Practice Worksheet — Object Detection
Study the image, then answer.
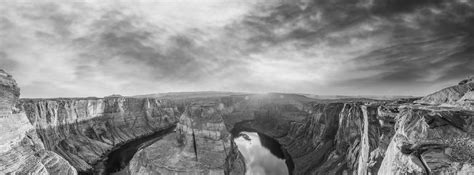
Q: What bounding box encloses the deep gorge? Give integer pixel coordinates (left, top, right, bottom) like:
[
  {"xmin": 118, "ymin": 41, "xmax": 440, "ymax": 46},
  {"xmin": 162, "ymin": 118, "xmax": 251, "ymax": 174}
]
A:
[
  {"xmin": 89, "ymin": 125, "xmax": 176, "ymax": 175},
  {"xmin": 1, "ymin": 70, "xmax": 473, "ymax": 175}
]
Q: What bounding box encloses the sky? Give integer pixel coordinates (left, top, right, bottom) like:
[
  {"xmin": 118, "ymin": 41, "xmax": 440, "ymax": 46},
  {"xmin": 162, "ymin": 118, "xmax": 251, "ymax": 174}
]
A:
[{"xmin": 1, "ymin": 0, "xmax": 473, "ymax": 98}]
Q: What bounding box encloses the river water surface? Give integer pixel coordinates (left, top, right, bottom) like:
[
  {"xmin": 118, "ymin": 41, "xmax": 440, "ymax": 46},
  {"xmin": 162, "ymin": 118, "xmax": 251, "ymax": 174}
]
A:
[{"xmin": 234, "ymin": 132, "xmax": 289, "ymax": 175}]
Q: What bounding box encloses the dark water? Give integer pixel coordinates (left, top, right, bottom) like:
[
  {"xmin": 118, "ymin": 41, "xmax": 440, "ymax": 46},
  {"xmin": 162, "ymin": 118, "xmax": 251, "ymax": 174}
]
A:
[
  {"xmin": 80, "ymin": 126, "xmax": 176, "ymax": 175},
  {"xmin": 234, "ymin": 132, "xmax": 290, "ymax": 175}
]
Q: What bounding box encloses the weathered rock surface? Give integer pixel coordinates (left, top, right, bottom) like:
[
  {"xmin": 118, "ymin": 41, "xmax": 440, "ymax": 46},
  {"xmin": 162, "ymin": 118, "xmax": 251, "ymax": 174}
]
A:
[
  {"xmin": 416, "ymin": 79, "xmax": 474, "ymax": 107},
  {"xmin": 0, "ymin": 69, "xmax": 76, "ymax": 175},
  {"xmin": 0, "ymin": 68, "xmax": 473, "ymax": 175},
  {"xmin": 128, "ymin": 97, "xmax": 246, "ymax": 175},
  {"xmin": 0, "ymin": 69, "xmax": 20, "ymax": 113},
  {"xmin": 126, "ymin": 94, "xmax": 397, "ymax": 175},
  {"xmin": 379, "ymin": 107, "xmax": 474, "ymax": 174},
  {"xmin": 19, "ymin": 97, "xmax": 179, "ymax": 172}
]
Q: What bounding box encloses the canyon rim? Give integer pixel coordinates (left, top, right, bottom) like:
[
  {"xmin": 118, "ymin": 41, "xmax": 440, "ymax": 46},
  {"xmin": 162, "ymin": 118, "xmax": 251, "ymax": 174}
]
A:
[{"xmin": 1, "ymin": 70, "xmax": 473, "ymax": 174}]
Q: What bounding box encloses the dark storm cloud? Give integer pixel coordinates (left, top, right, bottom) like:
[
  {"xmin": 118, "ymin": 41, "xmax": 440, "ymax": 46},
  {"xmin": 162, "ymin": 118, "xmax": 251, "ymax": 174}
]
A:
[
  {"xmin": 354, "ymin": 0, "xmax": 474, "ymax": 84},
  {"xmin": 235, "ymin": 0, "xmax": 474, "ymax": 47},
  {"xmin": 370, "ymin": 0, "xmax": 445, "ymax": 14},
  {"xmin": 227, "ymin": 0, "xmax": 374, "ymax": 49},
  {"xmin": 351, "ymin": 34, "xmax": 471, "ymax": 82},
  {"xmin": 234, "ymin": 0, "xmax": 474, "ymax": 90}
]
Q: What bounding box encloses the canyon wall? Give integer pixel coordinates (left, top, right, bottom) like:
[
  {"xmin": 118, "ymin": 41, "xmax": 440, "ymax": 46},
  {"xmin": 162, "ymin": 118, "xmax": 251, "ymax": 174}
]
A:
[
  {"xmin": 1, "ymin": 68, "xmax": 473, "ymax": 175},
  {"xmin": 128, "ymin": 97, "xmax": 247, "ymax": 174},
  {"xmin": 0, "ymin": 70, "xmax": 76, "ymax": 175},
  {"xmin": 19, "ymin": 97, "xmax": 180, "ymax": 173},
  {"xmin": 127, "ymin": 94, "xmax": 397, "ymax": 175},
  {"xmin": 222, "ymin": 96, "xmax": 398, "ymax": 175}
]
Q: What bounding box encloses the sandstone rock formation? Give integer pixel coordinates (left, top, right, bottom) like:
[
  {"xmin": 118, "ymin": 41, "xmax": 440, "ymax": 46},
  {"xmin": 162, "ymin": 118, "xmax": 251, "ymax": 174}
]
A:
[
  {"xmin": 416, "ymin": 78, "xmax": 474, "ymax": 107},
  {"xmin": 128, "ymin": 98, "xmax": 246, "ymax": 175},
  {"xmin": 126, "ymin": 94, "xmax": 398, "ymax": 175},
  {"xmin": 379, "ymin": 107, "xmax": 474, "ymax": 174},
  {"xmin": 0, "ymin": 69, "xmax": 473, "ymax": 175},
  {"xmin": 0, "ymin": 70, "xmax": 76, "ymax": 174},
  {"xmin": 19, "ymin": 97, "xmax": 179, "ymax": 173},
  {"xmin": 0, "ymin": 69, "xmax": 20, "ymax": 113}
]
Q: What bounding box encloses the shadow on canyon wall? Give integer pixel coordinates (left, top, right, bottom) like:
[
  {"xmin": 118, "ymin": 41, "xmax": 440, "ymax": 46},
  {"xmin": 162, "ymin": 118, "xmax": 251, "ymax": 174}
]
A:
[{"xmin": 89, "ymin": 126, "xmax": 176, "ymax": 175}]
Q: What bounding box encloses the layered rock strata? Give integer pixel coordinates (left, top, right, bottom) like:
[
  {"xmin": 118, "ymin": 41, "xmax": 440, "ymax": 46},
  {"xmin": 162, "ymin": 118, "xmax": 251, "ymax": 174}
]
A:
[
  {"xmin": 19, "ymin": 97, "xmax": 180, "ymax": 172},
  {"xmin": 128, "ymin": 97, "xmax": 246, "ymax": 175},
  {"xmin": 0, "ymin": 70, "xmax": 76, "ymax": 174},
  {"xmin": 417, "ymin": 79, "xmax": 474, "ymax": 107},
  {"xmin": 379, "ymin": 107, "xmax": 474, "ymax": 174},
  {"xmin": 0, "ymin": 68, "xmax": 473, "ymax": 175},
  {"xmin": 127, "ymin": 94, "xmax": 397, "ymax": 174}
]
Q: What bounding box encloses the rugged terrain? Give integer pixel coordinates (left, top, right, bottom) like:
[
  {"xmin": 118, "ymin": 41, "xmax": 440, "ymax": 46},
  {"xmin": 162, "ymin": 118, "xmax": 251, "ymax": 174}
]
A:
[{"xmin": 0, "ymin": 69, "xmax": 472, "ymax": 175}]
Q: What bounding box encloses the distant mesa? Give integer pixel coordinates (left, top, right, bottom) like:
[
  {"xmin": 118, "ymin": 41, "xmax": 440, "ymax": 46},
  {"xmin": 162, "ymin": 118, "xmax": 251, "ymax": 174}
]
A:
[{"xmin": 105, "ymin": 94, "xmax": 124, "ymax": 98}]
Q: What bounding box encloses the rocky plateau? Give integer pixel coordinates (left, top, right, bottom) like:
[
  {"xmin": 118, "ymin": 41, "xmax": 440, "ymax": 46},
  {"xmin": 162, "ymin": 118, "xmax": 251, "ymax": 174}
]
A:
[{"xmin": 0, "ymin": 69, "xmax": 472, "ymax": 175}]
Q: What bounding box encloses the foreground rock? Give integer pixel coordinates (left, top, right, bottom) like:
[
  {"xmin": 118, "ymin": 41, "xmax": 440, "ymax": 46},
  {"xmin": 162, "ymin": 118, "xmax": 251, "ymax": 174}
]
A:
[
  {"xmin": 379, "ymin": 107, "xmax": 474, "ymax": 174},
  {"xmin": 0, "ymin": 70, "xmax": 76, "ymax": 174}
]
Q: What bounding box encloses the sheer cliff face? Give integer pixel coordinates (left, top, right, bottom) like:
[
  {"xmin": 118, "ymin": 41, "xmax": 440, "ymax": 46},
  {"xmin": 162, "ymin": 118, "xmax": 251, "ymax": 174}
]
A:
[
  {"xmin": 225, "ymin": 99, "xmax": 397, "ymax": 175},
  {"xmin": 19, "ymin": 97, "xmax": 179, "ymax": 172},
  {"xmin": 1, "ymin": 68, "xmax": 473, "ymax": 175},
  {"xmin": 0, "ymin": 70, "xmax": 76, "ymax": 175}
]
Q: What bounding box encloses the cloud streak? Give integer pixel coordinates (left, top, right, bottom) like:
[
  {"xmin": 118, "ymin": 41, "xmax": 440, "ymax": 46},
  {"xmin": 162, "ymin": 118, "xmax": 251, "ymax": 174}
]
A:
[{"xmin": 0, "ymin": 0, "xmax": 473, "ymax": 97}]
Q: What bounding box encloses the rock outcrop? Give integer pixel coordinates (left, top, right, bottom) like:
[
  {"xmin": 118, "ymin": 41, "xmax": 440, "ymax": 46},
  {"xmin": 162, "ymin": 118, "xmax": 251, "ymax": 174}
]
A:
[
  {"xmin": 0, "ymin": 70, "xmax": 76, "ymax": 175},
  {"xmin": 416, "ymin": 78, "xmax": 474, "ymax": 107},
  {"xmin": 379, "ymin": 107, "xmax": 474, "ymax": 174},
  {"xmin": 0, "ymin": 69, "xmax": 20, "ymax": 113}
]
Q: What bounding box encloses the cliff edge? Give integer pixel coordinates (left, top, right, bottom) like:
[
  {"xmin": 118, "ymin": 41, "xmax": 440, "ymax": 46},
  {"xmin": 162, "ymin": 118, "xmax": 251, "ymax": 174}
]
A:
[
  {"xmin": 0, "ymin": 69, "xmax": 472, "ymax": 175},
  {"xmin": 0, "ymin": 70, "xmax": 76, "ymax": 175}
]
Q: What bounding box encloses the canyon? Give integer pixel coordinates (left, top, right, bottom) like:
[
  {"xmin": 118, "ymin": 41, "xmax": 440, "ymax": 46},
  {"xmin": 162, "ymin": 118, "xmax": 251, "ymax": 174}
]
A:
[{"xmin": 0, "ymin": 69, "xmax": 473, "ymax": 175}]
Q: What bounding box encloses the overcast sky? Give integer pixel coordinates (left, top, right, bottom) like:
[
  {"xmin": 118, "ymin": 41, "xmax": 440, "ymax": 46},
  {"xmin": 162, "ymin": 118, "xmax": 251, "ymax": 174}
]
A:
[{"xmin": 1, "ymin": 0, "xmax": 473, "ymax": 98}]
